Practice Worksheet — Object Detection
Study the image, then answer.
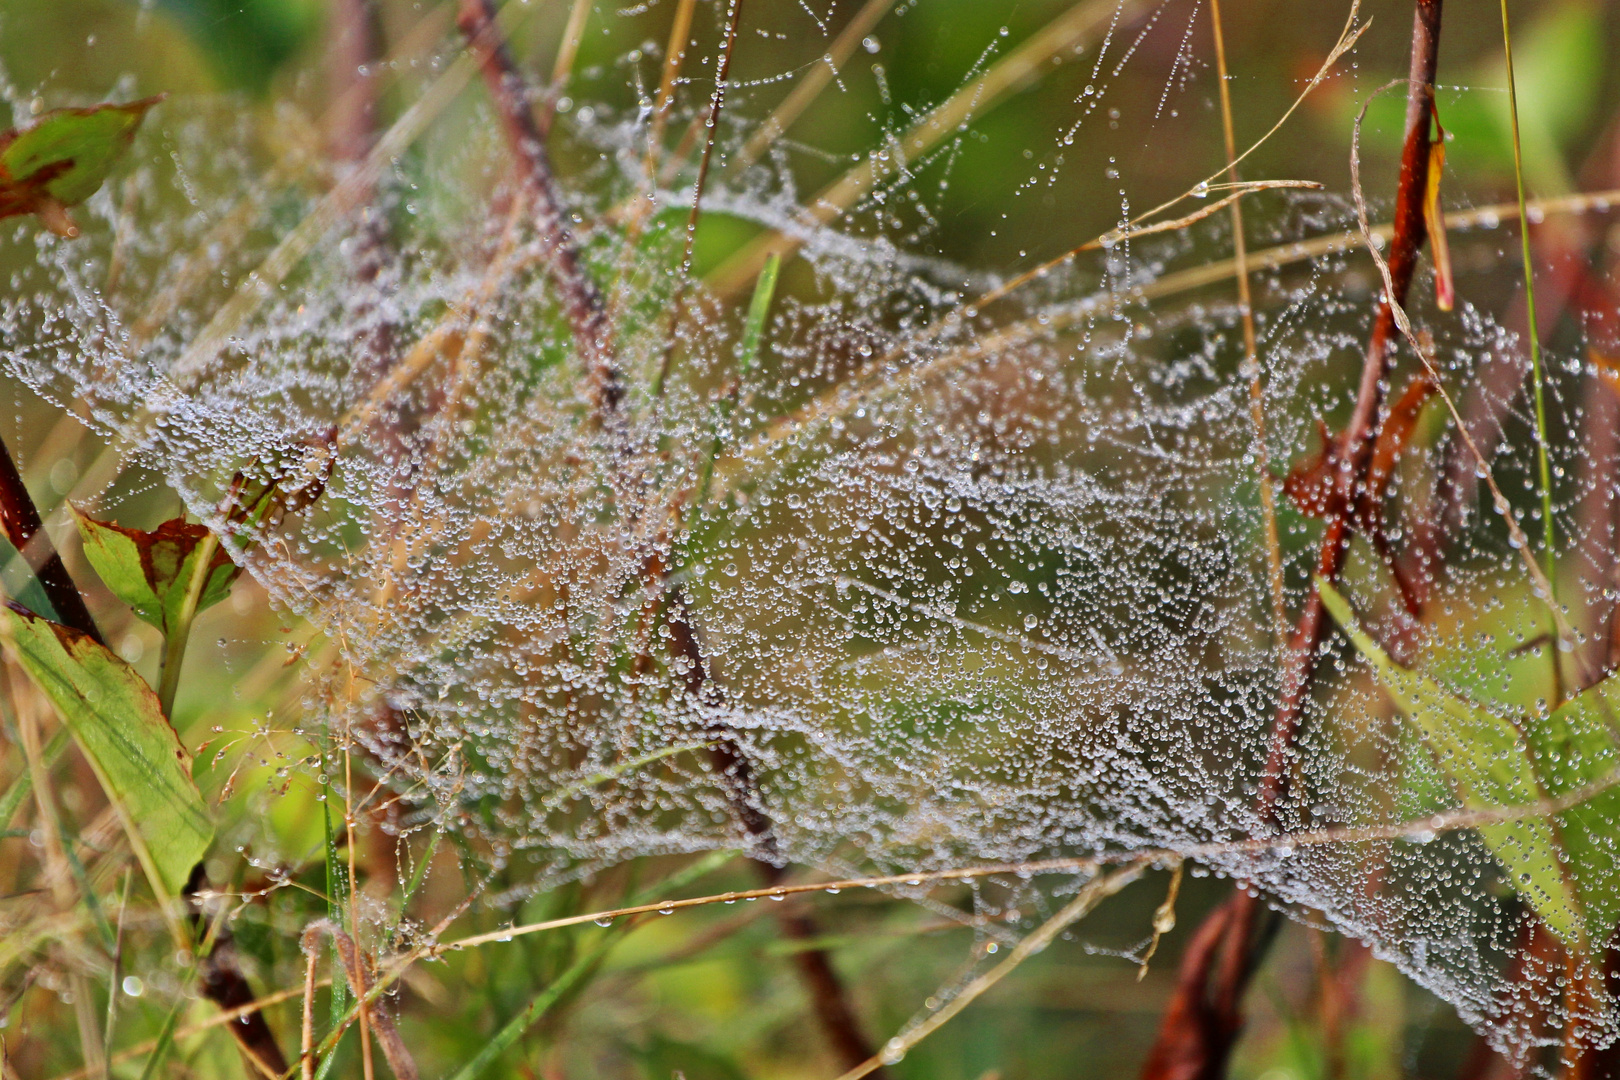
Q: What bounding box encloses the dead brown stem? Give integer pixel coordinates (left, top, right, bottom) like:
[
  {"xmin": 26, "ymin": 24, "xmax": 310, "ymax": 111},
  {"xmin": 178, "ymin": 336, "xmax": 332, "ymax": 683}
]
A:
[
  {"xmin": 1141, "ymin": 3, "xmax": 1444, "ymax": 1076},
  {"xmin": 302, "ymin": 920, "xmax": 419, "ymax": 1080},
  {"xmin": 184, "ymin": 868, "xmax": 291, "ymax": 1079}
]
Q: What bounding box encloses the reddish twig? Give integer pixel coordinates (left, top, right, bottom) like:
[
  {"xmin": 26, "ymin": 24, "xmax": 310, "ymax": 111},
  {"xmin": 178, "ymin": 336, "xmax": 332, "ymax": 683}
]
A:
[
  {"xmin": 1141, "ymin": 4, "xmax": 1444, "ymax": 1076},
  {"xmin": 182, "ymin": 868, "xmax": 291, "ymax": 1078},
  {"xmin": 666, "ymin": 593, "xmax": 885, "ymax": 1074},
  {"xmin": 456, "ymin": 0, "xmax": 620, "ymax": 416},
  {"xmin": 0, "ymin": 440, "xmax": 102, "ymax": 644}
]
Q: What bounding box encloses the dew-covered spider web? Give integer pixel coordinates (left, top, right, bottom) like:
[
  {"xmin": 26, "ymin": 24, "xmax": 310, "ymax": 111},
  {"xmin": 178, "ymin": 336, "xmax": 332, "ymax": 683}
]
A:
[{"xmin": 5, "ymin": 0, "xmax": 1620, "ymax": 1068}]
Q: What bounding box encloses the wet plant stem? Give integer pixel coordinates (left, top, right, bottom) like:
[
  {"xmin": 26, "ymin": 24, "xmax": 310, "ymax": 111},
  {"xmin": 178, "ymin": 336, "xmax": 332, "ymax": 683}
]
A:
[
  {"xmin": 1500, "ymin": 0, "xmax": 1564, "ymax": 706},
  {"xmin": 156, "ymin": 529, "xmax": 218, "ymax": 719},
  {"xmin": 1142, "ymin": 4, "xmax": 1444, "ymax": 1077},
  {"xmin": 457, "ymin": 0, "xmax": 618, "ymax": 416},
  {"xmin": 653, "ymin": 0, "xmax": 747, "ymax": 399},
  {"xmin": 0, "ymin": 438, "xmax": 102, "ymax": 644}
]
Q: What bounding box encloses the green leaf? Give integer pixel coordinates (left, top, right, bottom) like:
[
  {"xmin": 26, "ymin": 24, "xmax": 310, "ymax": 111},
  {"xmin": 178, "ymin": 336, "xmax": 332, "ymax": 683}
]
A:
[
  {"xmin": 1318, "ymin": 578, "xmax": 1585, "ymax": 943},
  {"xmin": 152, "ymin": 0, "xmax": 319, "ymax": 96},
  {"xmin": 1523, "ymin": 675, "xmax": 1620, "ymax": 936},
  {"xmin": 0, "ymin": 603, "xmax": 213, "ymax": 898},
  {"xmin": 0, "ymin": 98, "xmax": 162, "ymax": 235},
  {"xmin": 73, "ymin": 509, "xmax": 241, "ymax": 636}
]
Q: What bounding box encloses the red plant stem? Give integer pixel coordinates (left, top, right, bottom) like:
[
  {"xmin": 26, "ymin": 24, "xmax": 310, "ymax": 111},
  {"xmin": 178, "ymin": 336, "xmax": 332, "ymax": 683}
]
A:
[
  {"xmin": 0, "ymin": 439, "xmax": 102, "ymax": 644},
  {"xmin": 1140, "ymin": 5, "xmax": 1444, "ymax": 1077},
  {"xmin": 666, "ymin": 593, "xmax": 885, "ymax": 1075},
  {"xmin": 454, "ymin": 6, "xmax": 874, "ymax": 1057},
  {"xmin": 456, "ymin": 0, "xmax": 621, "ymax": 416},
  {"xmin": 1261, "ymin": 0, "xmax": 1442, "ymax": 813}
]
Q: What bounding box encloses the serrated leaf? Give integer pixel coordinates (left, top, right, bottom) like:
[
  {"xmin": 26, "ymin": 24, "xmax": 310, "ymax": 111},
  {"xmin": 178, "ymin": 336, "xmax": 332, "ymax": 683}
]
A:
[
  {"xmin": 0, "ymin": 97, "xmax": 162, "ymax": 236},
  {"xmin": 73, "ymin": 509, "xmax": 241, "ymax": 636},
  {"xmin": 1319, "ymin": 578, "xmax": 1585, "ymax": 944},
  {"xmin": 0, "ymin": 603, "xmax": 213, "ymax": 897}
]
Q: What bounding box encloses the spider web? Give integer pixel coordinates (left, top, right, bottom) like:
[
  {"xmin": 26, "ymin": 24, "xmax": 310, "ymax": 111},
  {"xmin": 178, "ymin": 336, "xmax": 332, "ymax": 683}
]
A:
[{"xmin": 3, "ymin": 1, "xmax": 1619, "ymax": 1068}]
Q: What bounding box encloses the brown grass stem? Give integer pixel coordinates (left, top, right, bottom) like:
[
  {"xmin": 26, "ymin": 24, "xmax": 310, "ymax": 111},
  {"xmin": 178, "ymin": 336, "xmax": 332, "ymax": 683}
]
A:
[
  {"xmin": 1209, "ymin": 0, "xmax": 1287, "ymax": 642},
  {"xmin": 541, "ymin": 0, "xmax": 594, "ymax": 132}
]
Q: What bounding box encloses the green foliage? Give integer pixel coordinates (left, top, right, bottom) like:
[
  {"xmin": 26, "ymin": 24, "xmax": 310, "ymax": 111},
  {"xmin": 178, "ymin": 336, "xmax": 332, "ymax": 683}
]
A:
[
  {"xmin": 147, "ymin": 0, "xmax": 320, "ymax": 95},
  {"xmin": 0, "ymin": 603, "xmax": 213, "ymax": 897},
  {"xmin": 1321, "ymin": 579, "xmax": 1620, "ymax": 947},
  {"xmin": 0, "ymin": 97, "xmax": 160, "ymax": 234},
  {"xmin": 73, "ymin": 509, "xmax": 242, "ymax": 636}
]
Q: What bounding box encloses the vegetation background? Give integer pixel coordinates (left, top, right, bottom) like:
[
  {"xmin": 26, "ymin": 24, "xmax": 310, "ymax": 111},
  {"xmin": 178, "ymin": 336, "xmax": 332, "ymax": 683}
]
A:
[{"xmin": 3, "ymin": 0, "xmax": 1620, "ymax": 1078}]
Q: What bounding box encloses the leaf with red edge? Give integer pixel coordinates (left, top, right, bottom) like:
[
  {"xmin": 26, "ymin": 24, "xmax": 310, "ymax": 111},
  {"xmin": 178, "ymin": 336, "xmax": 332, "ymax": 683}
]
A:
[
  {"xmin": 72, "ymin": 508, "xmax": 241, "ymax": 636},
  {"xmin": 0, "ymin": 96, "xmax": 163, "ymax": 237}
]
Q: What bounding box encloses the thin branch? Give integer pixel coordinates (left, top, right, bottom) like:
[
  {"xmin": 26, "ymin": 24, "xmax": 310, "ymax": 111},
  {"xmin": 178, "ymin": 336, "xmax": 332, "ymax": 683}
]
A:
[
  {"xmin": 654, "ymin": 0, "xmax": 747, "ymax": 396},
  {"xmin": 301, "ymin": 921, "xmax": 418, "ymax": 1080},
  {"xmin": 832, "ymin": 860, "xmax": 1149, "ymax": 1080},
  {"xmin": 1143, "ymin": 4, "xmax": 1444, "ymax": 1076},
  {"xmin": 0, "ymin": 440, "xmax": 101, "ymax": 643},
  {"xmin": 457, "ymin": 0, "xmax": 620, "ymax": 417},
  {"xmin": 663, "ymin": 589, "xmax": 884, "ymax": 1072}
]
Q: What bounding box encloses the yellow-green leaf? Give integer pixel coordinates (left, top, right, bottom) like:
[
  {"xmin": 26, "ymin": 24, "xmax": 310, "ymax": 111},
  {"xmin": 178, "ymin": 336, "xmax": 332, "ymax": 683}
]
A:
[
  {"xmin": 0, "ymin": 97, "xmax": 162, "ymax": 236},
  {"xmin": 73, "ymin": 509, "xmax": 240, "ymax": 636},
  {"xmin": 0, "ymin": 603, "xmax": 212, "ymax": 897},
  {"xmin": 1319, "ymin": 578, "xmax": 1585, "ymax": 943},
  {"xmin": 1525, "ymin": 675, "xmax": 1620, "ymax": 939}
]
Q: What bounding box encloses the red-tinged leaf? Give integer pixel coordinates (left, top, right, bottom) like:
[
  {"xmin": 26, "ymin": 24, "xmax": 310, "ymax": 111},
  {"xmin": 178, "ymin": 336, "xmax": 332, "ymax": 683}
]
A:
[
  {"xmin": 1282, "ymin": 420, "xmax": 1340, "ymax": 520},
  {"xmin": 72, "ymin": 509, "xmax": 241, "ymax": 636},
  {"xmin": 0, "ymin": 96, "xmax": 163, "ymax": 237},
  {"xmin": 1423, "ymin": 125, "xmax": 1454, "ymax": 312}
]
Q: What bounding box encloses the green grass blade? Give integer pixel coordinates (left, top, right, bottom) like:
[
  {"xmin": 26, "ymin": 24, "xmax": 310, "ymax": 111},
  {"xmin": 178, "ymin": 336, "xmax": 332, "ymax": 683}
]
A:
[
  {"xmin": 0, "ymin": 725, "xmax": 68, "ymax": 828},
  {"xmin": 737, "ymin": 252, "xmax": 781, "ymax": 376},
  {"xmin": 693, "ymin": 256, "xmax": 783, "ymax": 515},
  {"xmin": 1499, "ymin": 0, "xmax": 1562, "ymax": 703},
  {"xmin": 447, "ymin": 849, "xmax": 735, "ymax": 1080},
  {"xmin": 322, "ymin": 784, "xmax": 349, "ymax": 1054},
  {"xmin": 135, "ymin": 997, "xmax": 186, "ymax": 1080}
]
